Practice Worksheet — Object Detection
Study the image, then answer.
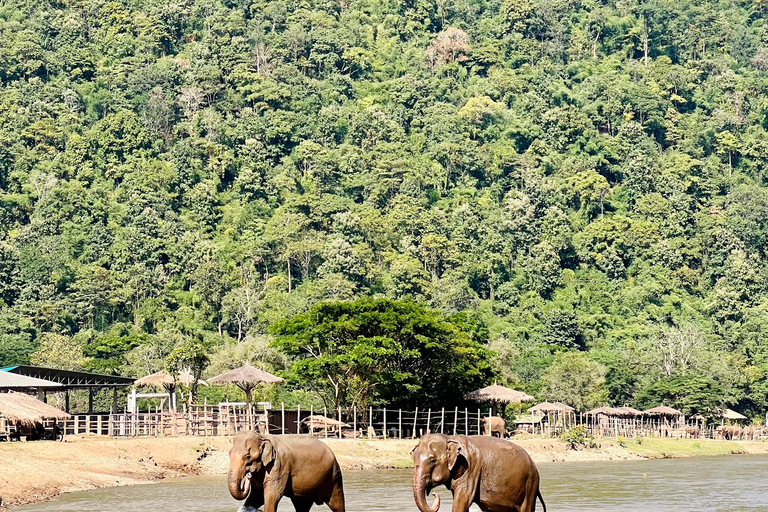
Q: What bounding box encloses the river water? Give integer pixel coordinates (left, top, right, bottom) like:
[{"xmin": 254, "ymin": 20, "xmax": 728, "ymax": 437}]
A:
[{"xmin": 17, "ymin": 455, "xmax": 768, "ymax": 512}]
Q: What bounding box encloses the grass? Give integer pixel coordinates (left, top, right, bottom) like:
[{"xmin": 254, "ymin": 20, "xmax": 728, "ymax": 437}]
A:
[{"xmin": 623, "ymin": 438, "xmax": 764, "ymax": 458}]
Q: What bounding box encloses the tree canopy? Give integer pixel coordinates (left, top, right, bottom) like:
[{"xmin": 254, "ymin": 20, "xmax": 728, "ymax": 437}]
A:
[{"xmin": 1, "ymin": 0, "xmax": 768, "ymax": 416}]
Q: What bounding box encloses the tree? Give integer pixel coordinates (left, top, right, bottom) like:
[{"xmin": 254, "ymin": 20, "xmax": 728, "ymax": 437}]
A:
[
  {"xmin": 541, "ymin": 352, "xmax": 608, "ymax": 412},
  {"xmin": 272, "ymin": 298, "xmax": 494, "ymax": 409}
]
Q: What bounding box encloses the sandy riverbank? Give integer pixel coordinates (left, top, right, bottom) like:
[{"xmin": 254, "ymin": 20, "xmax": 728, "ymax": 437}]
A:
[{"xmin": 1, "ymin": 435, "xmax": 767, "ymax": 510}]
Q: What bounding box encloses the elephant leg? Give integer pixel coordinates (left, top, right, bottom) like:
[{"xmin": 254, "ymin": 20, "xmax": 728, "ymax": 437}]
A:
[
  {"xmin": 327, "ymin": 482, "xmax": 346, "ymax": 512},
  {"xmin": 450, "ymin": 494, "xmax": 473, "ymax": 512},
  {"xmin": 292, "ymin": 498, "xmax": 313, "ymax": 512},
  {"xmin": 263, "ymin": 491, "xmax": 284, "ymax": 512}
]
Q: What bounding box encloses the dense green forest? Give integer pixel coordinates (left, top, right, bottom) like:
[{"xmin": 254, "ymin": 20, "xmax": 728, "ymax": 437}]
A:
[{"xmin": 2, "ymin": 0, "xmax": 768, "ymax": 417}]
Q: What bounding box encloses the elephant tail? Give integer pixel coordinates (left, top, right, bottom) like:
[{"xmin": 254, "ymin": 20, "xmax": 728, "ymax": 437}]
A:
[{"xmin": 536, "ymin": 489, "xmax": 546, "ymax": 512}]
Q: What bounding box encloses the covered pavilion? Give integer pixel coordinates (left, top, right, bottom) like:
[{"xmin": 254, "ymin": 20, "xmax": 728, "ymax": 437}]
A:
[{"xmin": 1, "ymin": 365, "xmax": 134, "ymax": 413}]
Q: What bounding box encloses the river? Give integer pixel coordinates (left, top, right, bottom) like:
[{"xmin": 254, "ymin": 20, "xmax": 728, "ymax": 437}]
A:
[{"xmin": 17, "ymin": 455, "xmax": 768, "ymax": 512}]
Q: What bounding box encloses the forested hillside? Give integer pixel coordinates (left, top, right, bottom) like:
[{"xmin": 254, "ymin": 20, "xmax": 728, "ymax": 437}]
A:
[{"xmin": 2, "ymin": 0, "xmax": 768, "ymax": 415}]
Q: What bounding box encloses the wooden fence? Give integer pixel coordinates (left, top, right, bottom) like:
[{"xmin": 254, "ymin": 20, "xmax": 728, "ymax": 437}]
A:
[{"xmin": 37, "ymin": 406, "xmax": 765, "ymax": 442}]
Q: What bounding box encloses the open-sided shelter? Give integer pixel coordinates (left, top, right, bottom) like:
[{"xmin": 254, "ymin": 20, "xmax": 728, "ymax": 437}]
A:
[
  {"xmin": 464, "ymin": 384, "xmax": 535, "ymax": 416},
  {"xmin": 0, "ymin": 391, "xmax": 70, "ymax": 440},
  {"xmin": 208, "ymin": 365, "xmax": 284, "ymax": 404}
]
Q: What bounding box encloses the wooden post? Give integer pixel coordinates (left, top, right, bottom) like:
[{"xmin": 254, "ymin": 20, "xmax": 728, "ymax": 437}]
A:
[
  {"xmin": 98, "ymin": 415, "xmax": 103, "ymax": 436},
  {"xmin": 412, "ymin": 407, "xmax": 418, "ymax": 438},
  {"xmin": 477, "ymin": 408, "xmax": 481, "ymax": 435},
  {"xmin": 488, "ymin": 407, "xmax": 492, "ymax": 435},
  {"xmin": 353, "ymin": 406, "xmax": 357, "ymax": 437},
  {"xmin": 370, "ymin": 406, "xmax": 373, "ymax": 437},
  {"xmin": 454, "ymin": 407, "xmax": 458, "ymax": 435},
  {"xmin": 383, "ymin": 407, "xmax": 387, "ymax": 438},
  {"xmin": 281, "ymin": 402, "xmax": 285, "ymax": 435},
  {"xmin": 297, "ymin": 404, "xmax": 301, "ymax": 434},
  {"xmin": 441, "ymin": 408, "xmax": 445, "ymax": 434},
  {"xmin": 338, "ymin": 407, "xmax": 342, "ymax": 439},
  {"xmin": 427, "ymin": 409, "xmax": 432, "ymax": 434},
  {"xmin": 465, "ymin": 408, "xmax": 468, "ymax": 435},
  {"xmin": 399, "ymin": 409, "xmax": 402, "ymax": 439},
  {"xmin": 324, "ymin": 407, "xmax": 328, "ymax": 439}
]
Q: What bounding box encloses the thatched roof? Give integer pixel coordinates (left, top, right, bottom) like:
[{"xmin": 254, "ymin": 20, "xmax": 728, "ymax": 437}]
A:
[
  {"xmin": 586, "ymin": 406, "xmax": 621, "ymax": 416},
  {"xmin": 0, "ymin": 371, "xmax": 64, "ymax": 390},
  {"xmin": 529, "ymin": 401, "xmax": 572, "ymax": 414},
  {"xmin": 134, "ymin": 371, "xmax": 207, "ymax": 387},
  {"xmin": 300, "ymin": 415, "xmax": 351, "ymax": 429},
  {"xmin": 615, "ymin": 406, "xmax": 643, "ymax": 416},
  {"xmin": 0, "ymin": 391, "xmax": 70, "ymax": 426},
  {"xmin": 553, "ymin": 401, "xmax": 575, "ymax": 412},
  {"xmin": 464, "ymin": 384, "xmax": 535, "ymax": 404},
  {"xmin": 721, "ymin": 408, "xmax": 747, "ymax": 420},
  {"xmin": 644, "ymin": 405, "xmax": 682, "ymax": 416},
  {"xmin": 208, "ymin": 365, "xmax": 284, "ymax": 385}
]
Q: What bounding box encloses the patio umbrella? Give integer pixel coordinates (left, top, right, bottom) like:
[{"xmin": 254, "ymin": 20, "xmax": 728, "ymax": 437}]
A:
[
  {"xmin": 465, "ymin": 383, "xmax": 535, "ymax": 415},
  {"xmin": 208, "ymin": 365, "xmax": 284, "ymax": 404}
]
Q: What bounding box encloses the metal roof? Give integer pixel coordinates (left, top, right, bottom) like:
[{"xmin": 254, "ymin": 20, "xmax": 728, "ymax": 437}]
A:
[
  {"xmin": 3, "ymin": 365, "xmax": 134, "ymax": 388},
  {"xmin": 0, "ymin": 371, "xmax": 64, "ymax": 390}
]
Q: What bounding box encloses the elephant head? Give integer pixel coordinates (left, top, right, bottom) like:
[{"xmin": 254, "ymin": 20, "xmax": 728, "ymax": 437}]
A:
[
  {"xmin": 410, "ymin": 434, "xmax": 471, "ymax": 512},
  {"xmin": 228, "ymin": 432, "xmax": 276, "ymax": 500}
]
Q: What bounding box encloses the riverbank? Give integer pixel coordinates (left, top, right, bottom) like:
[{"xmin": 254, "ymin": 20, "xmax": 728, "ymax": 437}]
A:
[{"xmin": 2, "ymin": 435, "xmax": 767, "ymax": 510}]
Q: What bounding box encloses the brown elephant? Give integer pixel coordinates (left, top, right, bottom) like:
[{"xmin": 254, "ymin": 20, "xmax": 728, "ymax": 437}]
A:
[
  {"xmin": 717, "ymin": 425, "xmax": 741, "ymax": 440},
  {"xmin": 481, "ymin": 416, "xmax": 507, "ymax": 438},
  {"xmin": 411, "ymin": 433, "xmax": 546, "ymax": 512},
  {"xmin": 228, "ymin": 432, "xmax": 346, "ymax": 512}
]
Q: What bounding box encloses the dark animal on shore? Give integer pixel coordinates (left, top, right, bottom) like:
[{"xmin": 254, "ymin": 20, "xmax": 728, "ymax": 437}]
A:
[
  {"xmin": 411, "ymin": 433, "xmax": 546, "ymax": 512},
  {"xmin": 481, "ymin": 417, "xmax": 507, "ymax": 438},
  {"xmin": 228, "ymin": 432, "xmax": 345, "ymax": 512}
]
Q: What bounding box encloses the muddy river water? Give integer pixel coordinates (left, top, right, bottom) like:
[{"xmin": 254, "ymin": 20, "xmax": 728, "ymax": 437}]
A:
[{"xmin": 17, "ymin": 455, "xmax": 768, "ymax": 512}]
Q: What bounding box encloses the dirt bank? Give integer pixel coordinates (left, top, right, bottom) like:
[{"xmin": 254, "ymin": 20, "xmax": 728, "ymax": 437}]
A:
[{"xmin": 2, "ymin": 435, "xmax": 767, "ymax": 510}]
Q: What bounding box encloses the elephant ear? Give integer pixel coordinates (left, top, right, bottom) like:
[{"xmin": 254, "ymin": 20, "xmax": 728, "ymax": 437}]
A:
[
  {"xmin": 446, "ymin": 438, "xmax": 467, "ymax": 472},
  {"xmin": 260, "ymin": 438, "xmax": 276, "ymax": 467}
]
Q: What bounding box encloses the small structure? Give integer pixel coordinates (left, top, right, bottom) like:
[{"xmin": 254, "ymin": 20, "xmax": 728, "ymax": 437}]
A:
[
  {"xmin": 528, "ymin": 401, "xmax": 576, "ymax": 430},
  {"xmin": 0, "ymin": 391, "xmax": 70, "ymax": 441},
  {"xmin": 300, "ymin": 415, "xmax": 351, "ymax": 436},
  {"xmin": 721, "ymin": 408, "xmax": 747, "ymax": 424},
  {"xmin": 208, "ymin": 365, "xmax": 284, "ymax": 433},
  {"xmin": 464, "ymin": 384, "xmax": 535, "ymax": 416},
  {"xmin": 643, "ymin": 405, "xmax": 683, "ymax": 434},
  {"xmin": 512, "ymin": 414, "xmax": 543, "ymax": 434},
  {"xmin": 208, "ymin": 365, "xmax": 284, "ymax": 404},
  {"xmin": 133, "ymin": 371, "xmax": 207, "ymax": 413},
  {"xmin": 2, "ymin": 365, "xmax": 133, "ymax": 413},
  {"xmin": 0, "ymin": 372, "xmax": 64, "ymax": 392}
]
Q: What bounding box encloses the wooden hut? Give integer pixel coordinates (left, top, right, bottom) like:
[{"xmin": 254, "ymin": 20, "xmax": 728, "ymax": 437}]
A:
[
  {"xmin": 643, "ymin": 405, "xmax": 683, "ymax": 435},
  {"xmin": 528, "ymin": 401, "xmax": 576, "ymax": 431},
  {"xmin": 0, "ymin": 391, "xmax": 70, "ymax": 441},
  {"xmin": 464, "ymin": 384, "xmax": 535, "ymax": 416}
]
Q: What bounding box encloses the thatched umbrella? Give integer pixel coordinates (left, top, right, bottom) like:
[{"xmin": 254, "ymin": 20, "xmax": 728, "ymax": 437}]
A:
[
  {"xmin": 528, "ymin": 401, "xmax": 564, "ymax": 414},
  {"xmin": 529, "ymin": 401, "xmax": 575, "ymax": 429},
  {"xmin": 134, "ymin": 371, "xmax": 208, "ymax": 411},
  {"xmin": 615, "ymin": 406, "xmax": 642, "ymax": 416},
  {"xmin": 643, "ymin": 405, "xmax": 682, "ymax": 416},
  {"xmin": 465, "ymin": 384, "xmax": 535, "ymax": 415},
  {"xmin": 208, "ymin": 365, "xmax": 284, "ymax": 404},
  {"xmin": 0, "ymin": 391, "xmax": 70, "ymax": 427}
]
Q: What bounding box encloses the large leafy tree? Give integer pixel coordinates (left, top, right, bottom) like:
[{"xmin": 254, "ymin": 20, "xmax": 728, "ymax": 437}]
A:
[{"xmin": 272, "ymin": 298, "xmax": 494, "ymax": 409}]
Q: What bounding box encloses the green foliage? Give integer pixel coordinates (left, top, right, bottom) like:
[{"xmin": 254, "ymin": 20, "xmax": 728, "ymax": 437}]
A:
[
  {"xmin": 0, "ymin": 0, "xmax": 766, "ymax": 416},
  {"xmin": 272, "ymin": 298, "xmax": 494, "ymax": 409},
  {"xmin": 560, "ymin": 425, "xmax": 598, "ymax": 450}
]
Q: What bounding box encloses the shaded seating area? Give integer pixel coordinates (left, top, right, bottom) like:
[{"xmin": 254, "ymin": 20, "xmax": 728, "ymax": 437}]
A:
[
  {"xmin": 0, "ymin": 391, "xmax": 70, "ymax": 441},
  {"xmin": 300, "ymin": 415, "xmax": 351, "ymax": 437},
  {"xmin": 528, "ymin": 401, "xmax": 576, "ymax": 432}
]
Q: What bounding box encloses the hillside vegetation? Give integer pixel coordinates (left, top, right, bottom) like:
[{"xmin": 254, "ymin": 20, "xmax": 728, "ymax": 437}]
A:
[{"xmin": 2, "ymin": 0, "xmax": 768, "ymax": 415}]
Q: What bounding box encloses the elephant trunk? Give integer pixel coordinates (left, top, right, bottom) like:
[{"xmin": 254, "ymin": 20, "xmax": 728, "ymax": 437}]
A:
[
  {"xmin": 228, "ymin": 467, "xmax": 251, "ymax": 500},
  {"xmin": 413, "ymin": 467, "xmax": 440, "ymax": 512}
]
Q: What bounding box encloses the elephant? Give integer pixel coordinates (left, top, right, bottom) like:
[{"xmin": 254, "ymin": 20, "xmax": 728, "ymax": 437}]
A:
[
  {"xmin": 717, "ymin": 425, "xmax": 741, "ymax": 440},
  {"xmin": 228, "ymin": 432, "xmax": 346, "ymax": 512},
  {"xmin": 411, "ymin": 433, "xmax": 546, "ymax": 512},
  {"xmin": 481, "ymin": 416, "xmax": 507, "ymax": 438}
]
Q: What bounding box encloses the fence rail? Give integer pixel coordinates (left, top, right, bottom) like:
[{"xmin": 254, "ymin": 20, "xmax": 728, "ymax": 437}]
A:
[{"xmin": 35, "ymin": 406, "xmax": 765, "ymax": 442}]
